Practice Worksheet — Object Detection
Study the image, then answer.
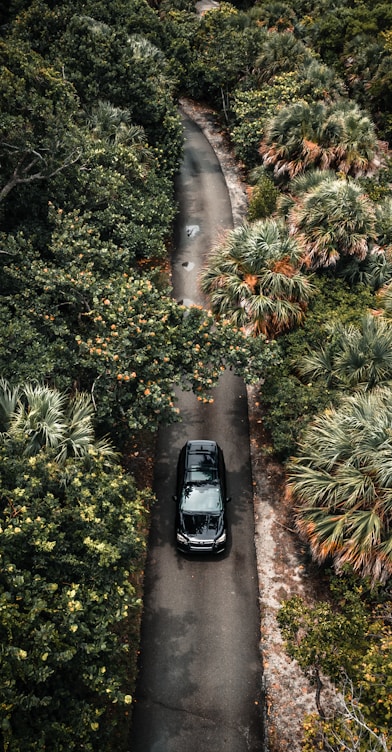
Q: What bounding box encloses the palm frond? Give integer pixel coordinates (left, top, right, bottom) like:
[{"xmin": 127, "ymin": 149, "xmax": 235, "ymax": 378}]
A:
[
  {"xmin": 0, "ymin": 378, "xmax": 21, "ymax": 433},
  {"xmin": 10, "ymin": 383, "xmax": 67, "ymax": 455},
  {"xmin": 296, "ymin": 508, "xmax": 348, "ymax": 561},
  {"xmin": 298, "ymin": 346, "xmax": 335, "ymax": 384},
  {"xmin": 290, "ymin": 385, "xmax": 392, "ymax": 582}
]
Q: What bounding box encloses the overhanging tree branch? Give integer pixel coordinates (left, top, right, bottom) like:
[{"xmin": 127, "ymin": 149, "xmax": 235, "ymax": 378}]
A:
[{"xmin": 0, "ymin": 145, "xmax": 83, "ymax": 202}]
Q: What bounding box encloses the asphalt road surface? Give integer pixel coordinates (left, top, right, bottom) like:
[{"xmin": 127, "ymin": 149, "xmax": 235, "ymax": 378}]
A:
[{"xmin": 129, "ymin": 111, "xmax": 264, "ymax": 752}]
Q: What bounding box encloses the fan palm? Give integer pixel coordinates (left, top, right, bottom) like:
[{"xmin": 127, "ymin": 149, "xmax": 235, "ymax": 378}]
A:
[
  {"xmin": 299, "ymin": 314, "xmax": 392, "ymax": 391},
  {"xmin": 87, "ymin": 100, "xmax": 150, "ymax": 163},
  {"xmin": 296, "ymin": 59, "xmax": 347, "ymax": 102},
  {"xmin": 87, "ymin": 100, "xmax": 132, "ymax": 139},
  {"xmin": 248, "ymin": 3, "xmax": 297, "ymax": 33},
  {"xmin": 200, "ymin": 219, "xmax": 314, "ymax": 337},
  {"xmin": 319, "ymin": 100, "xmax": 380, "ymax": 173},
  {"xmin": 277, "ymin": 169, "xmax": 336, "ymax": 219},
  {"xmin": 260, "ymin": 100, "xmax": 323, "ymax": 177},
  {"xmin": 2, "ymin": 381, "xmax": 115, "ymax": 463},
  {"xmin": 127, "ymin": 34, "xmax": 166, "ymax": 65},
  {"xmin": 56, "ymin": 392, "xmax": 116, "ymax": 465},
  {"xmin": 338, "ymin": 248, "xmax": 392, "ymax": 290},
  {"xmin": 287, "ymin": 175, "xmax": 377, "ymax": 269},
  {"xmin": 10, "ymin": 383, "xmax": 67, "ymax": 456},
  {"xmin": 334, "ymin": 316, "xmax": 392, "ymax": 389},
  {"xmin": 288, "ymin": 387, "xmax": 392, "ymax": 583},
  {"xmin": 260, "ymin": 100, "xmax": 381, "ymax": 178},
  {"xmin": 253, "ymin": 30, "xmax": 313, "ymax": 83}
]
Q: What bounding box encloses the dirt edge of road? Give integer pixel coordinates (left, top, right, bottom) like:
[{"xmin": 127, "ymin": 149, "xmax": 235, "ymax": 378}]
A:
[{"xmin": 179, "ymin": 97, "xmax": 338, "ymax": 752}]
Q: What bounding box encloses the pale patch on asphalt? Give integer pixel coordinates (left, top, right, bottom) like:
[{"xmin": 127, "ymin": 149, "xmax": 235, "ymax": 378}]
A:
[
  {"xmin": 186, "ymin": 225, "xmax": 200, "ymax": 237},
  {"xmin": 177, "ymin": 298, "xmax": 195, "ymax": 308}
]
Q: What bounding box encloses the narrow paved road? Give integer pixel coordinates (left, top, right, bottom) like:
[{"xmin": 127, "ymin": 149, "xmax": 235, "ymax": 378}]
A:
[{"xmin": 129, "ymin": 111, "xmax": 264, "ymax": 752}]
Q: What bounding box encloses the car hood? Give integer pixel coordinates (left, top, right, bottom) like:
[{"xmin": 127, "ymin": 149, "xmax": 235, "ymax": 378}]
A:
[{"xmin": 180, "ymin": 512, "xmax": 223, "ymax": 540}]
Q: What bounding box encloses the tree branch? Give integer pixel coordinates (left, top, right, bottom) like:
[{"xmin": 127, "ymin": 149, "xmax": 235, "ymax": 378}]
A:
[{"xmin": 0, "ymin": 148, "xmax": 82, "ymax": 202}]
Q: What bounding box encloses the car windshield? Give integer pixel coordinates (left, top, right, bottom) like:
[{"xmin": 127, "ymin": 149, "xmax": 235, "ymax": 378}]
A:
[
  {"xmin": 180, "ymin": 482, "xmax": 223, "ymax": 513},
  {"xmin": 186, "ymin": 465, "xmax": 217, "ymax": 483}
]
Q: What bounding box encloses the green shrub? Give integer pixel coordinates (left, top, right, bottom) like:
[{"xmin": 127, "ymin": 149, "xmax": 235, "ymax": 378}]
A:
[
  {"xmin": 260, "ymin": 369, "xmax": 332, "ymax": 459},
  {"xmin": 247, "ymin": 173, "xmax": 279, "ymax": 220},
  {"xmin": 0, "ymin": 439, "xmax": 151, "ymax": 751}
]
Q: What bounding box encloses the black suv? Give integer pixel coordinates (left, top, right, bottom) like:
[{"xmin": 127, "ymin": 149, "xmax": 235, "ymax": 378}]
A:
[{"xmin": 173, "ymin": 440, "xmax": 230, "ymax": 554}]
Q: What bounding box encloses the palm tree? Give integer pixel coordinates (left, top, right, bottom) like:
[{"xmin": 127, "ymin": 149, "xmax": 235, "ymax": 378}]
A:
[
  {"xmin": 0, "ymin": 378, "xmax": 20, "ymax": 433},
  {"xmin": 260, "ymin": 100, "xmax": 322, "ymax": 178},
  {"xmin": 337, "ymin": 247, "xmax": 392, "ymax": 290},
  {"xmin": 10, "ymin": 383, "xmax": 67, "ymax": 456},
  {"xmin": 278, "ymin": 169, "xmax": 336, "ymax": 219},
  {"xmin": 87, "ymin": 100, "xmax": 151, "ymax": 161},
  {"xmin": 279, "ymin": 170, "xmax": 392, "ymax": 276},
  {"xmin": 87, "ymin": 100, "xmax": 132, "ymax": 140},
  {"xmin": 0, "ymin": 381, "xmax": 115, "ymax": 463},
  {"xmin": 296, "ymin": 59, "xmax": 347, "ymax": 102},
  {"xmin": 321, "ymin": 100, "xmax": 382, "ymax": 174},
  {"xmin": 286, "ymin": 175, "xmax": 377, "ymax": 269},
  {"xmin": 299, "ymin": 314, "xmax": 392, "ymax": 391},
  {"xmin": 253, "ymin": 30, "xmax": 314, "ymax": 83},
  {"xmin": 288, "ymin": 387, "xmax": 392, "ymax": 583},
  {"xmin": 334, "ymin": 316, "xmax": 392, "ymax": 389},
  {"xmin": 127, "ymin": 34, "xmax": 166, "ymax": 65},
  {"xmin": 248, "ymin": 3, "xmax": 297, "ymax": 33},
  {"xmin": 56, "ymin": 392, "xmax": 115, "ymax": 465},
  {"xmin": 200, "ymin": 219, "xmax": 315, "ymax": 337},
  {"xmin": 260, "ymin": 100, "xmax": 381, "ymax": 178}
]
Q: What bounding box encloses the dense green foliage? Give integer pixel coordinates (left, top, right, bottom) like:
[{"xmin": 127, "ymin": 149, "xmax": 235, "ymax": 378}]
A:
[
  {"xmin": 0, "ymin": 0, "xmax": 275, "ymax": 435},
  {"xmin": 3, "ymin": 0, "xmax": 392, "ymax": 747},
  {"xmin": 258, "ymin": 277, "xmax": 376, "ymax": 457},
  {"xmin": 278, "ymin": 576, "xmax": 391, "ymax": 751},
  {"xmin": 0, "ymin": 208, "xmax": 270, "ymax": 437},
  {"xmin": 0, "ymin": 0, "xmax": 273, "ymax": 747},
  {"xmin": 160, "ymin": 0, "xmax": 392, "ymax": 162},
  {"xmin": 0, "ymin": 429, "xmax": 150, "ymax": 751},
  {"xmin": 159, "ymin": 1, "xmax": 392, "ymax": 748}
]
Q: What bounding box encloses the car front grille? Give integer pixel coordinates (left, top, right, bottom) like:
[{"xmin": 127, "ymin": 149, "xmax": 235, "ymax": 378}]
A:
[{"xmin": 189, "ymin": 539, "xmax": 214, "ymax": 546}]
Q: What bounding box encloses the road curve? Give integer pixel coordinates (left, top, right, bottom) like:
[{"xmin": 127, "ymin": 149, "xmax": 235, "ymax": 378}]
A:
[{"xmin": 129, "ymin": 111, "xmax": 265, "ymax": 752}]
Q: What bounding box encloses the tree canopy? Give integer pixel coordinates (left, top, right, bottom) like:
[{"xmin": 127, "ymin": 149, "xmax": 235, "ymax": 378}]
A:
[
  {"xmin": 0, "ymin": 425, "xmax": 151, "ymax": 751},
  {"xmin": 2, "ymin": 0, "xmax": 392, "ymax": 747}
]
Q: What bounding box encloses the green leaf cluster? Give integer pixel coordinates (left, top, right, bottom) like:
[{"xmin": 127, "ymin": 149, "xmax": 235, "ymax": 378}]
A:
[
  {"xmin": 278, "ymin": 576, "xmax": 392, "ymax": 747},
  {"xmin": 0, "ymin": 433, "xmax": 151, "ymax": 751},
  {"xmin": 0, "ymin": 205, "xmax": 273, "ymax": 438},
  {"xmin": 247, "ymin": 172, "xmax": 279, "ymax": 221}
]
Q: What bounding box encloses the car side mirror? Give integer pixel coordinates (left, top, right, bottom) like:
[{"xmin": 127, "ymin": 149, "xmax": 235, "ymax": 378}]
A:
[
  {"xmin": 226, "ymin": 497, "xmax": 231, "ymax": 503},
  {"xmin": 172, "ymin": 495, "xmax": 177, "ymax": 502}
]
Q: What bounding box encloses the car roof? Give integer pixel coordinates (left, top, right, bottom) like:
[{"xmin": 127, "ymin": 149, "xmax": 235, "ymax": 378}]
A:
[
  {"xmin": 186, "ymin": 440, "xmax": 217, "ymax": 453},
  {"xmin": 184, "ymin": 440, "xmax": 219, "ymax": 472}
]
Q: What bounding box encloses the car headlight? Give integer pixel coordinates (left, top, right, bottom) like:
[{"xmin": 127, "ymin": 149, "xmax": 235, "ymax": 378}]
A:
[
  {"xmin": 176, "ymin": 532, "xmax": 188, "ymax": 544},
  {"xmin": 215, "ymin": 531, "xmax": 226, "ymax": 545}
]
